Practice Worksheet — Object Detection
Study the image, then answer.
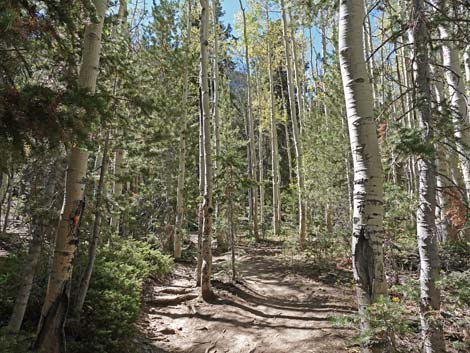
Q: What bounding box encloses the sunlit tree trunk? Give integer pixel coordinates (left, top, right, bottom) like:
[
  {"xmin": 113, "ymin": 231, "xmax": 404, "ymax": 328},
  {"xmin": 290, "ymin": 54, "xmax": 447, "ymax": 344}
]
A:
[
  {"xmin": 34, "ymin": 1, "xmax": 107, "ymax": 351},
  {"xmin": 411, "ymin": 0, "xmax": 446, "ymax": 351},
  {"xmin": 288, "ymin": 10, "xmax": 304, "ymax": 137},
  {"xmin": 199, "ymin": 0, "xmax": 214, "ymax": 301},
  {"xmin": 338, "ymin": 0, "xmax": 389, "ymax": 351},
  {"xmin": 464, "ymin": 47, "xmax": 470, "ymax": 121},
  {"xmin": 435, "ymin": 0, "xmax": 470, "ymax": 202},
  {"xmin": 174, "ymin": 0, "xmax": 192, "ymax": 259},
  {"xmin": 280, "ymin": 0, "xmax": 306, "ymax": 248},
  {"xmin": 266, "ymin": 0, "xmax": 281, "ymax": 237},
  {"xmin": 34, "ymin": 148, "xmax": 89, "ymax": 353},
  {"xmin": 239, "ymin": 0, "xmax": 259, "ymax": 241}
]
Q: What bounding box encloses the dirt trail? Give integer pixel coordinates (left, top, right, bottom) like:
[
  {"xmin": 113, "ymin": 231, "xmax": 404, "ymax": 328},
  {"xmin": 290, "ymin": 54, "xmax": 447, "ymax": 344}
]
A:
[{"xmin": 137, "ymin": 245, "xmax": 357, "ymax": 353}]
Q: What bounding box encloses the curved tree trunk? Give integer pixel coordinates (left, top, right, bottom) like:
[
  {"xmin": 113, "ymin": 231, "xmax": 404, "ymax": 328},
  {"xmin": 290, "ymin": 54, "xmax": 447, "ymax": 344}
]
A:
[{"xmin": 338, "ymin": 0, "xmax": 389, "ymax": 351}]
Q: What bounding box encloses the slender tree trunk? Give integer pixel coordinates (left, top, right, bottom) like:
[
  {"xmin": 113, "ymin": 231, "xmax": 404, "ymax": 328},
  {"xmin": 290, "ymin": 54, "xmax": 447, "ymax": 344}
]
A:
[
  {"xmin": 282, "ymin": 93, "xmax": 293, "ymax": 184},
  {"xmin": 280, "ymin": 0, "xmax": 306, "ymax": 248},
  {"xmin": 266, "ymin": 0, "xmax": 281, "ymax": 237},
  {"xmin": 199, "ymin": 0, "xmax": 214, "ymax": 301},
  {"xmin": 227, "ymin": 165, "xmax": 236, "ymax": 281},
  {"xmin": 412, "ymin": 1, "xmax": 446, "ymax": 351},
  {"xmin": 74, "ymin": 133, "xmax": 110, "ymax": 316},
  {"xmin": 34, "ymin": 1, "xmax": 106, "ymax": 351},
  {"xmin": 174, "ymin": 0, "xmax": 192, "ymax": 259},
  {"xmin": 288, "ymin": 10, "xmax": 304, "ymax": 137},
  {"xmin": 8, "ymin": 222, "xmax": 43, "ymax": 333},
  {"xmin": 110, "ymin": 149, "xmax": 124, "ymax": 234},
  {"xmin": 2, "ymin": 173, "xmax": 13, "ymax": 233},
  {"xmin": 239, "ymin": 0, "xmax": 259, "ymax": 242},
  {"xmin": 196, "ymin": 86, "xmax": 205, "ymax": 286},
  {"xmin": 338, "ymin": 0, "xmax": 389, "ymax": 351},
  {"xmin": 464, "ymin": 46, "xmax": 470, "ymax": 121}
]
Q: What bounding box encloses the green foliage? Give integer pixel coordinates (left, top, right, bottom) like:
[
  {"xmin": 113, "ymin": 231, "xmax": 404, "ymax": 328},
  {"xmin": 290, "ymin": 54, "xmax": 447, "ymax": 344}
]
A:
[
  {"xmin": 0, "ymin": 328, "xmax": 34, "ymax": 353},
  {"xmin": 71, "ymin": 239, "xmax": 173, "ymax": 353},
  {"xmin": 388, "ymin": 126, "xmax": 435, "ymax": 157},
  {"xmin": 439, "ymin": 270, "xmax": 470, "ymax": 306},
  {"xmin": 360, "ymin": 296, "xmax": 416, "ymax": 347}
]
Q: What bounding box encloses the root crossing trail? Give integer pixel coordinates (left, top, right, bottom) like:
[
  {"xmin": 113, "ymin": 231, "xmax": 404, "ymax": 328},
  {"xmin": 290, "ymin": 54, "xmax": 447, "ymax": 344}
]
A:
[{"xmin": 138, "ymin": 244, "xmax": 357, "ymax": 353}]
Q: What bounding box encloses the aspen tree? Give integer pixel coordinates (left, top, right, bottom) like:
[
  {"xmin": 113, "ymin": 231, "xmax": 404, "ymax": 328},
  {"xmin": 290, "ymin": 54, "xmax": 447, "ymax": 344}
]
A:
[
  {"xmin": 435, "ymin": 0, "xmax": 470, "ymax": 201},
  {"xmin": 338, "ymin": 0, "xmax": 389, "ymax": 350},
  {"xmin": 411, "ymin": 0, "xmax": 446, "ymax": 351},
  {"xmin": 464, "ymin": 47, "xmax": 470, "ymax": 120},
  {"xmin": 280, "ymin": 0, "xmax": 306, "ymax": 248},
  {"xmin": 174, "ymin": 0, "xmax": 192, "ymax": 259},
  {"xmin": 33, "ymin": 1, "xmax": 107, "ymax": 351},
  {"xmin": 199, "ymin": 0, "xmax": 214, "ymax": 301},
  {"xmin": 239, "ymin": 0, "xmax": 259, "ymax": 241},
  {"xmin": 8, "ymin": 162, "xmax": 57, "ymax": 333},
  {"xmin": 266, "ymin": 0, "xmax": 281, "ymax": 237},
  {"xmin": 212, "ymin": 0, "xmax": 227, "ymax": 251}
]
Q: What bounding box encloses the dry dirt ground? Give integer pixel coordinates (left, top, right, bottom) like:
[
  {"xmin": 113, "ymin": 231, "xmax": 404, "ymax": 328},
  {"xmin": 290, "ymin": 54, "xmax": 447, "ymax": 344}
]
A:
[{"xmin": 137, "ymin": 244, "xmax": 358, "ymax": 353}]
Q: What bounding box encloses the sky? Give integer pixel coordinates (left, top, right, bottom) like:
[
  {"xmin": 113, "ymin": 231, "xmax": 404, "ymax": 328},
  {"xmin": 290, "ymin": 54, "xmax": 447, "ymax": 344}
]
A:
[{"xmin": 221, "ymin": 0, "xmax": 241, "ymax": 33}]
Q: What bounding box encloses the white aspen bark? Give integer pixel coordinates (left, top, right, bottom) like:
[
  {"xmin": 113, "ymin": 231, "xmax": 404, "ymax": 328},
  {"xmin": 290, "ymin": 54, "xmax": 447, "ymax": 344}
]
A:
[
  {"xmin": 196, "ymin": 87, "xmax": 205, "ymax": 286},
  {"xmin": 34, "ymin": 2, "xmax": 106, "ymax": 351},
  {"xmin": 338, "ymin": 0, "xmax": 389, "ymax": 351},
  {"xmin": 280, "ymin": 0, "xmax": 306, "ymax": 248},
  {"xmin": 239, "ymin": 0, "xmax": 259, "ymax": 241},
  {"xmin": 212, "ymin": 0, "xmax": 227, "ymax": 251},
  {"xmin": 464, "ymin": 46, "xmax": 470, "ymax": 121},
  {"xmin": 266, "ymin": 0, "xmax": 281, "ymax": 237},
  {"xmin": 435, "ymin": 1, "xmax": 470, "ymax": 201},
  {"xmin": 431, "ymin": 65, "xmax": 453, "ymax": 242},
  {"xmin": 288, "ymin": 10, "xmax": 304, "ymax": 137},
  {"xmin": 282, "ymin": 92, "xmax": 293, "ymax": 183},
  {"xmin": 362, "ymin": 2, "xmax": 375, "ymax": 103},
  {"xmin": 411, "ymin": 0, "xmax": 446, "ymax": 351},
  {"xmin": 174, "ymin": 0, "xmax": 192, "ymax": 259},
  {"xmin": 255, "ymin": 74, "xmax": 265, "ymax": 235},
  {"xmin": 34, "ymin": 148, "xmax": 89, "ymax": 353},
  {"xmin": 199, "ymin": 0, "xmax": 214, "ymax": 301}
]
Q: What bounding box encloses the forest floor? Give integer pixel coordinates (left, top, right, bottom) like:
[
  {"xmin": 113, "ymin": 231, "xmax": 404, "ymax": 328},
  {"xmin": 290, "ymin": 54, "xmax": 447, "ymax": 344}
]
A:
[{"xmin": 137, "ymin": 241, "xmax": 358, "ymax": 353}]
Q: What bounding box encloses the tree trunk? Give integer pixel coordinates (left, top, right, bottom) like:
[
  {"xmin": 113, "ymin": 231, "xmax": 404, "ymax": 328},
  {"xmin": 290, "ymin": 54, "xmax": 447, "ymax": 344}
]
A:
[
  {"xmin": 8, "ymin": 218, "xmax": 44, "ymax": 332},
  {"xmin": 74, "ymin": 133, "xmax": 110, "ymax": 316},
  {"xmin": 435, "ymin": 1, "xmax": 470, "ymax": 202},
  {"xmin": 239, "ymin": 0, "xmax": 259, "ymax": 242},
  {"xmin": 34, "ymin": 1, "xmax": 106, "ymax": 350},
  {"xmin": 280, "ymin": 0, "xmax": 306, "ymax": 248},
  {"xmin": 338, "ymin": 0, "xmax": 389, "ymax": 351},
  {"xmin": 110, "ymin": 149, "xmax": 124, "ymax": 234},
  {"xmin": 199, "ymin": 0, "xmax": 214, "ymax": 301},
  {"xmin": 266, "ymin": 0, "xmax": 281, "ymax": 238},
  {"xmin": 33, "ymin": 148, "xmax": 89, "ymax": 353},
  {"xmin": 412, "ymin": 1, "xmax": 446, "ymax": 351},
  {"xmin": 174, "ymin": 0, "xmax": 192, "ymax": 259}
]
